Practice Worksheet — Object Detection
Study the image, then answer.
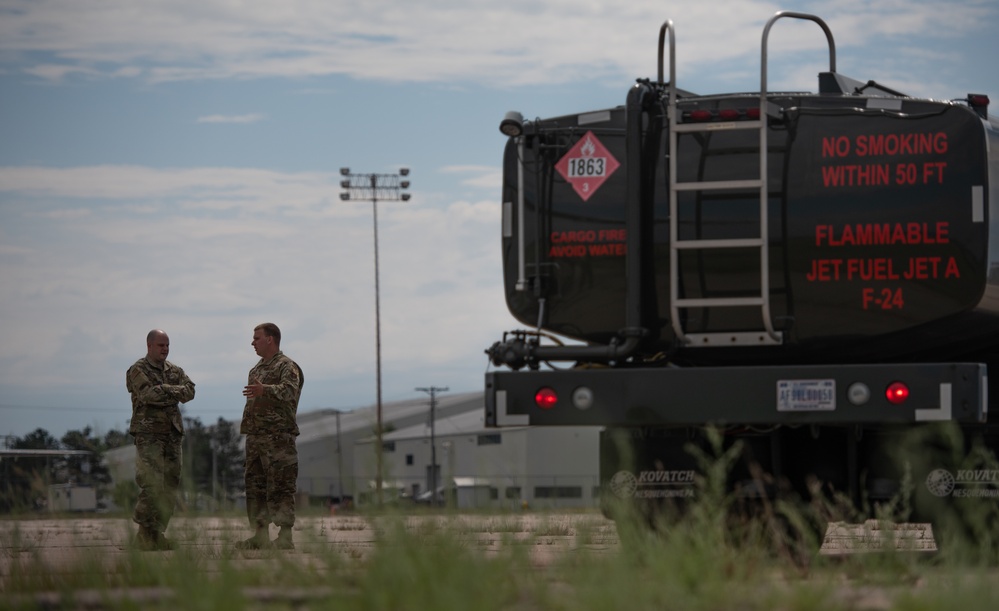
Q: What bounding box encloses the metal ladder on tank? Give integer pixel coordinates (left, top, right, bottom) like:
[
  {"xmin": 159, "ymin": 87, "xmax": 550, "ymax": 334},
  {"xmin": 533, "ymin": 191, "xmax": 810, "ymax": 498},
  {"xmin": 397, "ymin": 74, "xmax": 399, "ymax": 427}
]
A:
[{"xmin": 660, "ymin": 11, "xmax": 835, "ymax": 347}]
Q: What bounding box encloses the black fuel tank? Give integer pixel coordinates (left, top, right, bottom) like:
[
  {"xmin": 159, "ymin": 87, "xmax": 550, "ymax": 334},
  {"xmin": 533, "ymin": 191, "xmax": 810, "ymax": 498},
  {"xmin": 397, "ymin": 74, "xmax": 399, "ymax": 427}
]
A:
[{"xmin": 500, "ymin": 95, "xmax": 997, "ymax": 363}]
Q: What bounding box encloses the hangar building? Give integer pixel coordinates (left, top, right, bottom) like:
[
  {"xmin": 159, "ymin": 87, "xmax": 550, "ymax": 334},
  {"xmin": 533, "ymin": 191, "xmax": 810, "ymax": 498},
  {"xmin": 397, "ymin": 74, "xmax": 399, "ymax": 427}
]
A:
[{"xmin": 106, "ymin": 391, "xmax": 601, "ymax": 509}]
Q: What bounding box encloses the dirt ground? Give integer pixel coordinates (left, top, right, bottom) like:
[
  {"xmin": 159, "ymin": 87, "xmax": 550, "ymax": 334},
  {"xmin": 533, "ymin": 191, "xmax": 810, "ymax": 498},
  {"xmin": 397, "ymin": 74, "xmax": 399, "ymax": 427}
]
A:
[
  {"xmin": 0, "ymin": 513, "xmax": 961, "ymax": 610},
  {"xmin": 0, "ymin": 512, "xmax": 621, "ymax": 577}
]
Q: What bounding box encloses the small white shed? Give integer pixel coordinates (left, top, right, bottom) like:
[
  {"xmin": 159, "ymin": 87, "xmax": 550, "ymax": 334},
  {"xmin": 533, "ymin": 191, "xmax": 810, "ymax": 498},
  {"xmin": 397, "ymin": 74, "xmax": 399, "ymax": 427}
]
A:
[
  {"xmin": 48, "ymin": 484, "xmax": 97, "ymax": 512},
  {"xmin": 452, "ymin": 477, "xmax": 492, "ymax": 509}
]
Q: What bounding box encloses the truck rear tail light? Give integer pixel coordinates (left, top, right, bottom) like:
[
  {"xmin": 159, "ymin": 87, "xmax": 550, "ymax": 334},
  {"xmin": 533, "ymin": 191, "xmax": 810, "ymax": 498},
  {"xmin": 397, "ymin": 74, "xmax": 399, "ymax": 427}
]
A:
[
  {"xmin": 687, "ymin": 110, "xmax": 712, "ymax": 122},
  {"xmin": 885, "ymin": 382, "xmax": 910, "ymax": 405},
  {"xmin": 968, "ymin": 94, "xmax": 989, "ymax": 118},
  {"xmin": 718, "ymin": 109, "xmax": 740, "ymax": 120},
  {"xmin": 535, "ymin": 388, "xmax": 558, "ymax": 409},
  {"xmin": 745, "ymin": 107, "xmax": 761, "ymax": 119},
  {"xmin": 968, "ymin": 94, "xmax": 990, "ymax": 108}
]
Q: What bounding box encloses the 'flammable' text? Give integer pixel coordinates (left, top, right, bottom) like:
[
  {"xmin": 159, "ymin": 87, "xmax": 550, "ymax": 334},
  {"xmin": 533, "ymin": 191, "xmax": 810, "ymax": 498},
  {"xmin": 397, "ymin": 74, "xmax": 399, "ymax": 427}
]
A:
[{"xmin": 815, "ymin": 222, "xmax": 949, "ymax": 247}]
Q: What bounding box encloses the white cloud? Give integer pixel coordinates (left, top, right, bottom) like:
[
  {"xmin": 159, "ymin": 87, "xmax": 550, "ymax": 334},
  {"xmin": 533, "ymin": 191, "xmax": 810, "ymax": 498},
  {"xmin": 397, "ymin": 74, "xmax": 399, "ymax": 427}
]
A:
[
  {"xmin": 440, "ymin": 165, "xmax": 502, "ymax": 189},
  {"xmin": 2, "ymin": 0, "xmax": 992, "ymax": 92},
  {"xmin": 0, "ymin": 166, "xmax": 334, "ymax": 206},
  {"xmin": 22, "ymin": 63, "xmax": 97, "ymax": 81},
  {"xmin": 0, "ymin": 164, "xmax": 512, "ymax": 417},
  {"xmin": 41, "ymin": 208, "xmax": 92, "ymax": 220}
]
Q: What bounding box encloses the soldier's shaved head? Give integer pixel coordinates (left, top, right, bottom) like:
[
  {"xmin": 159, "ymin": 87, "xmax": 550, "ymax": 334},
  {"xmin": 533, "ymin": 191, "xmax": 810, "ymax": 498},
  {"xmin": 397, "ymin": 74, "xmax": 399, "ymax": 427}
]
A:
[
  {"xmin": 147, "ymin": 329, "xmax": 168, "ymax": 344},
  {"xmin": 146, "ymin": 329, "xmax": 170, "ymax": 365}
]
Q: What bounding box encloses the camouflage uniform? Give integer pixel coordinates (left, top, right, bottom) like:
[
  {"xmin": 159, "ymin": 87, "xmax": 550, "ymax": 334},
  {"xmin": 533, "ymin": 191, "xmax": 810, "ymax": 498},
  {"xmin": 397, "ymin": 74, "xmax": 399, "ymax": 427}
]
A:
[
  {"xmin": 126, "ymin": 356, "xmax": 195, "ymax": 535},
  {"xmin": 240, "ymin": 351, "xmax": 303, "ymax": 531}
]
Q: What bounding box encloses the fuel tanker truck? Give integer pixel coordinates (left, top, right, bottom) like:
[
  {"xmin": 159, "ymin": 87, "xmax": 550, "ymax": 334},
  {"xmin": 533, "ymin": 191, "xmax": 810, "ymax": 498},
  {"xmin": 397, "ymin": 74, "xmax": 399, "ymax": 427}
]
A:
[{"xmin": 484, "ymin": 12, "xmax": 999, "ymax": 534}]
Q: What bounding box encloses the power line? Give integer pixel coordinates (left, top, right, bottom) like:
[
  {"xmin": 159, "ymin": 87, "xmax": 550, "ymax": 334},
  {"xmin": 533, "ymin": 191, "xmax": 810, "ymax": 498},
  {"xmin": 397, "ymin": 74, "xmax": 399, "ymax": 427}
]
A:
[
  {"xmin": 0, "ymin": 403, "xmax": 243, "ymax": 415},
  {"xmin": 0, "ymin": 404, "xmax": 124, "ymax": 413}
]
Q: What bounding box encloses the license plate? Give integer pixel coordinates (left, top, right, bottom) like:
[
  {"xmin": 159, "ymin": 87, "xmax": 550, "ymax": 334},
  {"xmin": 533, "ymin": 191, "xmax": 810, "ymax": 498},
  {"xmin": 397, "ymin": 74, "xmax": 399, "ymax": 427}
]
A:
[{"xmin": 777, "ymin": 379, "xmax": 836, "ymax": 412}]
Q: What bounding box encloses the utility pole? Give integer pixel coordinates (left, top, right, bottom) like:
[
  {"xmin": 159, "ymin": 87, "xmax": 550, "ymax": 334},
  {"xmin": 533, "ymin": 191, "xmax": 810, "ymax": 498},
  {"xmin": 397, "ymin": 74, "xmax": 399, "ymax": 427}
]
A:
[
  {"xmin": 416, "ymin": 386, "xmax": 448, "ymax": 507},
  {"xmin": 335, "ymin": 409, "xmax": 344, "ymax": 503},
  {"xmin": 208, "ymin": 423, "xmax": 219, "ymax": 507},
  {"xmin": 211, "ymin": 440, "xmax": 217, "ymax": 504},
  {"xmin": 184, "ymin": 416, "xmax": 194, "ymax": 508},
  {"xmin": 340, "ymin": 167, "xmax": 411, "ymax": 506}
]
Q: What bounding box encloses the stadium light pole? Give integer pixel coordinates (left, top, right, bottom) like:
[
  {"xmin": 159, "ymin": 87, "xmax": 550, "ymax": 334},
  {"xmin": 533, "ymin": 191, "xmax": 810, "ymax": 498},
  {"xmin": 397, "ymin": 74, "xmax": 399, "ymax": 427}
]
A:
[{"xmin": 340, "ymin": 167, "xmax": 411, "ymax": 506}]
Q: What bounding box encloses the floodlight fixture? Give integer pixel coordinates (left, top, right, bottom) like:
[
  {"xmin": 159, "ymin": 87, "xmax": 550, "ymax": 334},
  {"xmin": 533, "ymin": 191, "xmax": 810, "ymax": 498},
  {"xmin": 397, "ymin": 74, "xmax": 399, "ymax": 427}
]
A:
[{"xmin": 499, "ymin": 111, "xmax": 525, "ymax": 137}]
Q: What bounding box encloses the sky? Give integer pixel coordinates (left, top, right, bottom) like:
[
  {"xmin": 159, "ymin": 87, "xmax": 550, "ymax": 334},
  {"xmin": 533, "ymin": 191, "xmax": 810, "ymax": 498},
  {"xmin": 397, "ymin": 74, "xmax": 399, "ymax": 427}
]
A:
[{"xmin": 1, "ymin": 0, "xmax": 997, "ymax": 442}]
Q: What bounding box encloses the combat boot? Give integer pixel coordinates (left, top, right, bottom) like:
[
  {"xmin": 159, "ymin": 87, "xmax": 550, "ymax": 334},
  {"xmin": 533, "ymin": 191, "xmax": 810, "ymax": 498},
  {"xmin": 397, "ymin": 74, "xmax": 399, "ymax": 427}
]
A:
[
  {"xmin": 156, "ymin": 532, "xmax": 177, "ymax": 551},
  {"xmin": 273, "ymin": 526, "xmax": 294, "ymax": 550},
  {"xmin": 236, "ymin": 526, "xmax": 270, "ymax": 550},
  {"xmin": 136, "ymin": 526, "xmax": 160, "ymax": 551}
]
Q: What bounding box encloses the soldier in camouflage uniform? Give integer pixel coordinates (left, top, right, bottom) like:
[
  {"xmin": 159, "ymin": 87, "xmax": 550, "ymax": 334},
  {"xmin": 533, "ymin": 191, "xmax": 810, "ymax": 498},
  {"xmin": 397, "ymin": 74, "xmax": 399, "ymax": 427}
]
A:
[
  {"xmin": 126, "ymin": 329, "xmax": 195, "ymax": 551},
  {"xmin": 237, "ymin": 322, "xmax": 303, "ymax": 550}
]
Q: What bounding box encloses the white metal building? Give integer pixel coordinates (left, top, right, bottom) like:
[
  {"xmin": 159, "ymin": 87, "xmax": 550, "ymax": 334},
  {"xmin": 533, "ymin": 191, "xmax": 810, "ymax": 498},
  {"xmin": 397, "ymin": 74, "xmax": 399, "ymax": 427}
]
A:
[
  {"xmin": 296, "ymin": 390, "xmax": 500, "ymax": 500},
  {"xmin": 352, "ymin": 402, "xmax": 601, "ymax": 509},
  {"xmin": 104, "ymin": 391, "xmax": 602, "ymax": 509},
  {"xmin": 104, "ymin": 391, "xmax": 509, "ymax": 496}
]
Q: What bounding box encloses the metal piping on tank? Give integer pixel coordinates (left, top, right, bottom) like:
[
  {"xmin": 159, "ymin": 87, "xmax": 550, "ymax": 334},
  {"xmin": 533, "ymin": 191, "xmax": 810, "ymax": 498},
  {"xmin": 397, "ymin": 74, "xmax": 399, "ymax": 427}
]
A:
[{"xmin": 487, "ymin": 83, "xmax": 655, "ymax": 370}]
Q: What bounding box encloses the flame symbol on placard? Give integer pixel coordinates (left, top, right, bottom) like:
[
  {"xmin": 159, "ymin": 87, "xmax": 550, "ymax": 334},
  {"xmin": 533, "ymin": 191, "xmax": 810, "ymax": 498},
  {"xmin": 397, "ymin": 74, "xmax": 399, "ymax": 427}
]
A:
[{"xmin": 580, "ymin": 136, "xmax": 596, "ymax": 158}]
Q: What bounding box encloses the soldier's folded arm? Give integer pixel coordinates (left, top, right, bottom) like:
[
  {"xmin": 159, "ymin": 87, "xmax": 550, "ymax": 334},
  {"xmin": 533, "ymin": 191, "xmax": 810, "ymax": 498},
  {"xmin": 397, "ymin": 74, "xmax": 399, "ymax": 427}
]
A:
[
  {"xmin": 163, "ymin": 372, "xmax": 196, "ymax": 404},
  {"xmin": 127, "ymin": 369, "xmax": 175, "ymax": 406}
]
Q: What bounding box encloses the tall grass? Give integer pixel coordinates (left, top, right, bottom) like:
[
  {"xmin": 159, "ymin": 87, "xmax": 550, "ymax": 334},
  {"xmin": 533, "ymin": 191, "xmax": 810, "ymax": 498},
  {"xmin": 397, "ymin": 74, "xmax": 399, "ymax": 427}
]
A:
[{"xmin": 5, "ymin": 426, "xmax": 999, "ymax": 610}]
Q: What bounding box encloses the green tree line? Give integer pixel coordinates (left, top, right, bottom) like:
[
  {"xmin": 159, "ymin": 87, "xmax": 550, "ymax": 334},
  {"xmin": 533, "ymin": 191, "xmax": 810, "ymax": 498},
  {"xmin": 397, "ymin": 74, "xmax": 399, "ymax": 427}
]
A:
[{"xmin": 1, "ymin": 418, "xmax": 243, "ymax": 514}]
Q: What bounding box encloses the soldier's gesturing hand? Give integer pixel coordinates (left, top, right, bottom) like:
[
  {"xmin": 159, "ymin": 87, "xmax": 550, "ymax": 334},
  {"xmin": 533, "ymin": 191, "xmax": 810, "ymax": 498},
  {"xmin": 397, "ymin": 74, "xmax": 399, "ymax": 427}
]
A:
[{"xmin": 243, "ymin": 378, "xmax": 264, "ymax": 398}]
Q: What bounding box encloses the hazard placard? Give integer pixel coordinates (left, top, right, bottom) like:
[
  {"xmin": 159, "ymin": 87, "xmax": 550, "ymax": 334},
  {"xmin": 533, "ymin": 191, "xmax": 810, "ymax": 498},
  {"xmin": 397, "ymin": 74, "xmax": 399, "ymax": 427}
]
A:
[{"xmin": 555, "ymin": 131, "xmax": 620, "ymax": 201}]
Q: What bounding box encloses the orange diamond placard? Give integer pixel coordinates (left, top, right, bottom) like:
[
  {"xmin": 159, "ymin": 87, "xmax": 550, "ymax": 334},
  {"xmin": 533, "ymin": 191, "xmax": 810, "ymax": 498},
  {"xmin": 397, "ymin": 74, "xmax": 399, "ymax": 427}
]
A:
[{"xmin": 555, "ymin": 131, "xmax": 620, "ymax": 201}]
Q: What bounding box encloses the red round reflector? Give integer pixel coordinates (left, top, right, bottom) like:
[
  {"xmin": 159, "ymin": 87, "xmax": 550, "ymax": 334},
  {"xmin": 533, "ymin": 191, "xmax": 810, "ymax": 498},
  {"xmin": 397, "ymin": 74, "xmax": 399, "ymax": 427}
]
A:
[
  {"xmin": 535, "ymin": 388, "xmax": 558, "ymax": 409},
  {"xmin": 885, "ymin": 382, "xmax": 909, "ymax": 405}
]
